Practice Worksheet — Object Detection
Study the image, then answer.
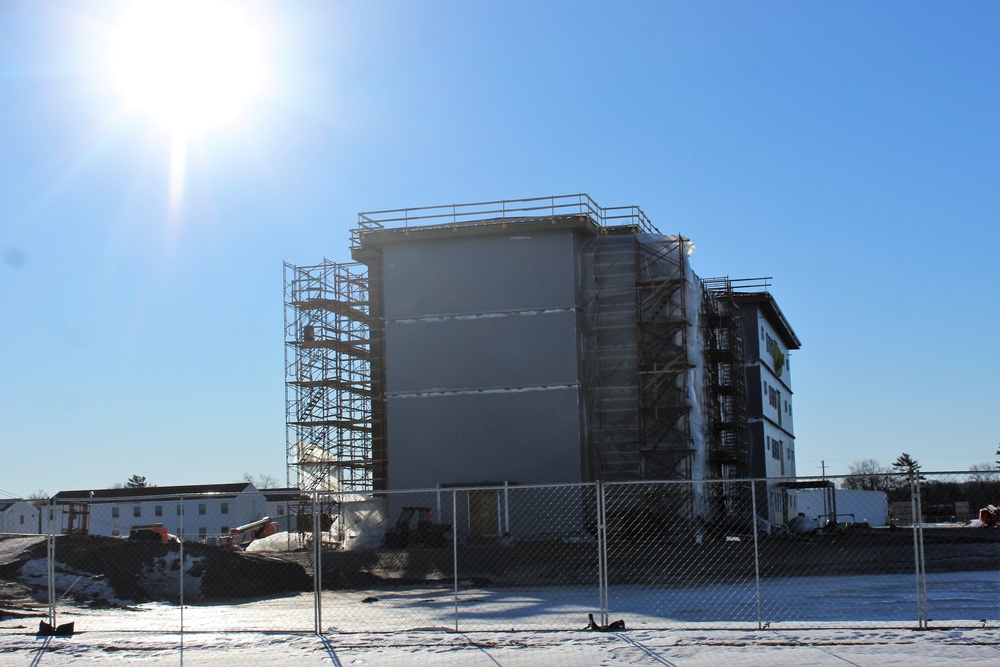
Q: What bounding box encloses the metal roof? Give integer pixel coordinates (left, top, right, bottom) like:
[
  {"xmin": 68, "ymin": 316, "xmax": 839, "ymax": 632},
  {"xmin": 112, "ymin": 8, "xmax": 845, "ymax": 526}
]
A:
[{"xmin": 52, "ymin": 482, "xmax": 254, "ymax": 501}]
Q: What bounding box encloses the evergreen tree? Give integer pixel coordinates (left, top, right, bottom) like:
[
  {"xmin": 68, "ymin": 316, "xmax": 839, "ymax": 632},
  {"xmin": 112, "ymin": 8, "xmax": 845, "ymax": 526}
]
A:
[
  {"xmin": 125, "ymin": 474, "xmax": 149, "ymax": 488},
  {"xmin": 892, "ymin": 453, "xmax": 924, "ymax": 480}
]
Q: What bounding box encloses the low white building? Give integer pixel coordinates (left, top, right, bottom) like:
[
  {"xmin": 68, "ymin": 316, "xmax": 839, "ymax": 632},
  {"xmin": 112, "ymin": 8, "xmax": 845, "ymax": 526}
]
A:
[
  {"xmin": 0, "ymin": 500, "xmax": 40, "ymax": 534},
  {"xmin": 51, "ymin": 483, "xmax": 269, "ymax": 541},
  {"xmin": 790, "ymin": 488, "xmax": 889, "ymax": 527}
]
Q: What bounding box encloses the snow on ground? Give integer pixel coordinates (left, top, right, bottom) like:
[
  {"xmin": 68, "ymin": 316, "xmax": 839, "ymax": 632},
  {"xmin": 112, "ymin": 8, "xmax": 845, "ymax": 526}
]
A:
[
  {"xmin": 1, "ymin": 627, "xmax": 998, "ymax": 666},
  {"xmin": 1, "ymin": 569, "xmax": 998, "ymax": 665}
]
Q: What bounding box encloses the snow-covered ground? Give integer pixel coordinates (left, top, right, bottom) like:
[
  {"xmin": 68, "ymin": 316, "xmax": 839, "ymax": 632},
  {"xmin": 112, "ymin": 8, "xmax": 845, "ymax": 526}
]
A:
[
  {"xmin": 2, "ymin": 570, "xmax": 997, "ymax": 665},
  {"xmin": 1, "ymin": 626, "xmax": 998, "ymax": 665}
]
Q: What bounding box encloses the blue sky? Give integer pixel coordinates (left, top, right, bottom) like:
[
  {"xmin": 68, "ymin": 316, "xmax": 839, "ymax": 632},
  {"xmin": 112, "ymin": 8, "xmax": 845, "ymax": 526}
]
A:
[{"xmin": 1, "ymin": 1, "xmax": 997, "ymax": 497}]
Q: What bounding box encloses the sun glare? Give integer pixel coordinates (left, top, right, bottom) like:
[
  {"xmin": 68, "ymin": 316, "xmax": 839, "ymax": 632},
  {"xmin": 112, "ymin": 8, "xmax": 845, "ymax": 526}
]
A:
[{"xmin": 109, "ymin": 0, "xmax": 263, "ymax": 135}]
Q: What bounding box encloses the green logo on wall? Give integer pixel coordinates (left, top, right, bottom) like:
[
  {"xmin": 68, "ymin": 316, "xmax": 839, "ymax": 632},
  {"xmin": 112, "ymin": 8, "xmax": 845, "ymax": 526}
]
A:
[{"xmin": 771, "ymin": 341, "xmax": 784, "ymax": 377}]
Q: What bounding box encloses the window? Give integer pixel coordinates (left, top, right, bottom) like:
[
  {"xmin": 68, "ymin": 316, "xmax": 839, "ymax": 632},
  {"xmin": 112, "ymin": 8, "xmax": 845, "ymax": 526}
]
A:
[
  {"xmin": 112, "ymin": 507, "xmax": 120, "ymax": 518},
  {"xmin": 19, "ymin": 515, "xmax": 25, "ymax": 525},
  {"xmin": 49, "ymin": 509, "xmax": 55, "ymax": 520},
  {"xmin": 277, "ymin": 505, "xmax": 285, "ymax": 516},
  {"xmin": 221, "ymin": 502, "xmax": 229, "ymax": 515},
  {"xmin": 112, "ymin": 529, "xmax": 120, "ymax": 537},
  {"xmin": 198, "ymin": 503, "xmax": 206, "ymax": 515},
  {"xmin": 198, "ymin": 527, "xmax": 207, "ymax": 538},
  {"xmin": 766, "ymin": 436, "xmax": 771, "ymax": 451},
  {"xmin": 761, "ymin": 326, "xmax": 765, "ymax": 339},
  {"xmin": 177, "ymin": 504, "xmax": 183, "ymax": 516},
  {"xmin": 220, "ymin": 526, "xmax": 229, "ymax": 533},
  {"xmin": 133, "ymin": 506, "xmax": 141, "ymax": 518},
  {"xmin": 763, "ymin": 381, "xmax": 767, "ymax": 395},
  {"xmin": 155, "ymin": 505, "xmax": 163, "ymax": 517}
]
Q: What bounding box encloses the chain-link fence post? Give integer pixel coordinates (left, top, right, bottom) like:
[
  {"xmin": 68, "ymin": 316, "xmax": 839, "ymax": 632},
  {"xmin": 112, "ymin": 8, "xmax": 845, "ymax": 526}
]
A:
[
  {"xmin": 909, "ymin": 474, "xmax": 928, "ymax": 629},
  {"xmin": 46, "ymin": 499, "xmax": 56, "ymax": 631},
  {"xmin": 750, "ymin": 480, "xmax": 763, "ymax": 630},
  {"xmin": 179, "ymin": 494, "xmax": 185, "ymax": 636},
  {"xmin": 452, "ymin": 489, "xmax": 459, "ymax": 632},
  {"xmin": 596, "ymin": 480, "xmax": 609, "ymax": 628},
  {"xmin": 312, "ymin": 492, "xmax": 322, "ymax": 635}
]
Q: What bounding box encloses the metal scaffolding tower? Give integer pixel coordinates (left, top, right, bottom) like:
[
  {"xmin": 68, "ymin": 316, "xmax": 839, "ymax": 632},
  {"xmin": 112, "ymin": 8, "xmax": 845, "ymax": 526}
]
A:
[
  {"xmin": 702, "ymin": 277, "xmax": 753, "ymax": 480},
  {"xmin": 634, "ymin": 236, "xmax": 696, "ymax": 481},
  {"xmin": 283, "ymin": 260, "xmax": 381, "ymax": 493}
]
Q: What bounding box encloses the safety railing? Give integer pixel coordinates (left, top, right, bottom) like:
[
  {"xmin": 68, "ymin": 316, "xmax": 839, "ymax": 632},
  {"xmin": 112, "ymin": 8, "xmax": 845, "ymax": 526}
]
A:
[{"xmin": 351, "ymin": 194, "xmax": 658, "ymax": 249}]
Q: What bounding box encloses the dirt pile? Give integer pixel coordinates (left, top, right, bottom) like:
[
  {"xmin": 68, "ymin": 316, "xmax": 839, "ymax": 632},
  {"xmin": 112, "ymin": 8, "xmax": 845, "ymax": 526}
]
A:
[{"xmin": 1, "ymin": 534, "xmax": 310, "ymax": 607}]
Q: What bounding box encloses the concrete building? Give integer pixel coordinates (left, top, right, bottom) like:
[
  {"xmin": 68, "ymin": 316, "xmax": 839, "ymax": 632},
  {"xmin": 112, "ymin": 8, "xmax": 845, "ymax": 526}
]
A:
[
  {"xmin": 284, "ymin": 195, "xmax": 801, "ymax": 528},
  {"xmin": 736, "ymin": 293, "xmax": 802, "ymax": 524}
]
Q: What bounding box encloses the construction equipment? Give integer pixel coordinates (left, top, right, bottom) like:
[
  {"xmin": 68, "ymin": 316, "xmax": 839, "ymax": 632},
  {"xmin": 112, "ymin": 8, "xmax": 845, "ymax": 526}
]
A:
[
  {"xmin": 979, "ymin": 505, "xmax": 998, "ymax": 528},
  {"xmin": 383, "ymin": 507, "xmax": 450, "ymax": 549},
  {"xmin": 128, "ymin": 523, "xmax": 179, "ymax": 544},
  {"xmin": 218, "ymin": 516, "xmax": 281, "ymax": 551}
]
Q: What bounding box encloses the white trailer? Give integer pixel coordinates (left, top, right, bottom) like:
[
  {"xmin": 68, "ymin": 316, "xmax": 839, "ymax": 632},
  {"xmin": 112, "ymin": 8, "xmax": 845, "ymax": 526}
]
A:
[{"xmin": 791, "ymin": 489, "xmax": 889, "ymax": 527}]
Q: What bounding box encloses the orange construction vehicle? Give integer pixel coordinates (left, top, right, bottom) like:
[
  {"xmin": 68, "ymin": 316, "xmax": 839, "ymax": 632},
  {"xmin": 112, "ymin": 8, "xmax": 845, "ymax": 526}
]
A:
[{"xmin": 217, "ymin": 516, "xmax": 281, "ymax": 551}]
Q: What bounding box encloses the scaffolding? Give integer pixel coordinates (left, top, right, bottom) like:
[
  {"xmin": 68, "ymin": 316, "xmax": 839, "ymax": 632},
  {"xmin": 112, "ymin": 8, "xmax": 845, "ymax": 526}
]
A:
[
  {"xmin": 701, "ymin": 277, "xmax": 755, "ymax": 480},
  {"xmin": 283, "ymin": 260, "xmax": 382, "ymax": 493},
  {"xmin": 634, "ymin": 236, "xmax": 697, "ymax": 482},
  {"xmin": 582, "ymin": 234, "xmax": 641, "ymax": 480},
  {"xmin": 284, "ymin": 195, "xmax": 766, "ymax": 517}
]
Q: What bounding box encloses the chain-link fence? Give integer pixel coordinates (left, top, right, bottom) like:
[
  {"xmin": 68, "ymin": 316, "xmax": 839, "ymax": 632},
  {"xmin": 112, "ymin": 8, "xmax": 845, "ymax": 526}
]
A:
[{"xmin": 1, "ymin": 472, "xmax": 997, "ymax": 636}]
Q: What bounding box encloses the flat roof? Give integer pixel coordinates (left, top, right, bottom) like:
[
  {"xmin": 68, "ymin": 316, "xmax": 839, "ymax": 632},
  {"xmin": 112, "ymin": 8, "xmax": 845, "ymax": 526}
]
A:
[
  {"xmin": 352, "ymin": 214, "xmax": 608, "ymax": 260},
  {"xmin": 733, "ymin": 291, "xmax": 802, "ymax": 349},
  {"xmin": 53, "ymin": 482, "xmax": 255, "ymax": 501}
]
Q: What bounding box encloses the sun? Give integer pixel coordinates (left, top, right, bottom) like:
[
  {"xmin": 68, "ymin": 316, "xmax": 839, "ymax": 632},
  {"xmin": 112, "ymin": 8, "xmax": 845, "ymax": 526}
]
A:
[{"xmin": 109, "ymin": 0, "xmax": 264, "ymax": 135}]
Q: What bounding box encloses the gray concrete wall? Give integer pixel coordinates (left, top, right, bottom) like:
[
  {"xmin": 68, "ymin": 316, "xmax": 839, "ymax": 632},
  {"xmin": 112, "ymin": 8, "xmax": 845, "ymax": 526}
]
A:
[
  {"xmin": 382, "ymin": 232, "xmax": 578, "ymax": 318},
  {"xmin": 380, "ymin": 230, "xmax": 586, "ymax": 489},
  {"xmin": 387, "ymin": 390, "xmax": 585, "ymax": 488},
  {"xmin": 386, "ymin": 311, "xmax": 580, "ymax": 392}
]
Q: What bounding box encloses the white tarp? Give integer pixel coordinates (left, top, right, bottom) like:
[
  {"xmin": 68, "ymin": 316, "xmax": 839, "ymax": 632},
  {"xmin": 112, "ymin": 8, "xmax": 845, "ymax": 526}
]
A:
[{"xmin": 336, "ymin": 497, "xmax": 387, "ymax": 550}]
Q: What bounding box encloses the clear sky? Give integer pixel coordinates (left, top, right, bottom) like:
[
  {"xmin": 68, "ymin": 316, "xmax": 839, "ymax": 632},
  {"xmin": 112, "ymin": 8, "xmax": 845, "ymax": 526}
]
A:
[{"xmin": 1, "ymin": 1, "xmax": 997, "ymax": 497}]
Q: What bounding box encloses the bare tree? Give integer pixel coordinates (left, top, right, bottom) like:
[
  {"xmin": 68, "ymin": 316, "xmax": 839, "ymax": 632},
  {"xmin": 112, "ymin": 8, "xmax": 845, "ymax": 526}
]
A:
[
  {"xmin": 242, "ymin": 472, "xmax": 279, "ymax": 490},
  {"xmin": 27, "ymin": 490, "xmax": 49, "ymax": 509},
  {"xmin": 842, "ymin": 459, "xmax": 896, "ymax": 491},
  {"xmin": 968, "ymin": 463, "xmax": 999, "ymax": 483}
]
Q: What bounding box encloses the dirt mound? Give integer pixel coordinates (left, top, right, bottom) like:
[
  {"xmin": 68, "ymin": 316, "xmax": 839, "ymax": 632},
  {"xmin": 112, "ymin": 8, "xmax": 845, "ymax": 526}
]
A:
[{"xmin": 8, "ymin": 534, "xmax": 310, "ymax": 606}]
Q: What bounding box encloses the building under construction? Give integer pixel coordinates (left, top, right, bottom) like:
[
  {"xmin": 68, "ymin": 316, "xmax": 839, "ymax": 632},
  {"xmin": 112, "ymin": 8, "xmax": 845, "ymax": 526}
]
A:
[{"xmin": 284, "ymin": 195, "xmax": 799, "ymax": 524}]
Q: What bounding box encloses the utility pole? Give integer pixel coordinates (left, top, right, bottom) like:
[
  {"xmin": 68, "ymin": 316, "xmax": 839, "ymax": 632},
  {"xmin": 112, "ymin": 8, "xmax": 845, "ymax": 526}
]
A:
[{"xmin": 820, "ymin": 460, "xmax": 829, "ymax": 523}]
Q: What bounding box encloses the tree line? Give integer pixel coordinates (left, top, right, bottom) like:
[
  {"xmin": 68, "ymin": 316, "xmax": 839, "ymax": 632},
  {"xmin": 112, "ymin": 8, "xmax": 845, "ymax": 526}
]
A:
[{"xmin": 842, "ymin": 447, "xmax": 1000, "ymax": 510}]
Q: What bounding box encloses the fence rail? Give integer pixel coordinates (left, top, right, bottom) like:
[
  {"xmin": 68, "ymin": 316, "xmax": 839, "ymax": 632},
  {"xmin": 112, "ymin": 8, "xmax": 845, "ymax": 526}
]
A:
[{"xmin": 1, "ymin": 472, "xmax": 997, "ymax": 636}]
